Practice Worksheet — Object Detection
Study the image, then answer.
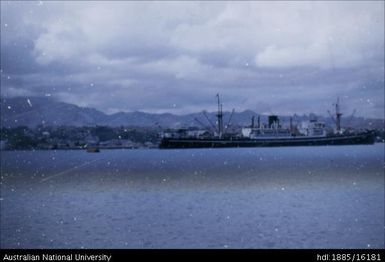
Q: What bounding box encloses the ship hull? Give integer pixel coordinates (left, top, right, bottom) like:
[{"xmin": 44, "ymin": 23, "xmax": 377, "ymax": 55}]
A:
[{"xmin": 159, "ymin": 131, "xmax": 375, "ymax": 149}]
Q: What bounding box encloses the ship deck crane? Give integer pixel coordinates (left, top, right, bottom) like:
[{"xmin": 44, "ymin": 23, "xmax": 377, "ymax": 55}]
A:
[
  {"xmin": 194, "ymin": 118, "xmax": 209, "ymax": 130},
  {"xmin": 346, "ymin": 109, "xmax": 357, "ymax": 128},
  {"xmin": 202, "ymin": 110, "xmax": 217, "ymax": 131},
  {"xmin": 225, "ymin": 108, "xmax": 235, "ymax": 130}
]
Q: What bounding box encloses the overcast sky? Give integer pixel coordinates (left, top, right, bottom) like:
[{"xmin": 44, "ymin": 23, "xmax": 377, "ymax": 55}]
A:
[{"xmin": 1, "ymin": 1, "xmax": 384, "ymax": 117}]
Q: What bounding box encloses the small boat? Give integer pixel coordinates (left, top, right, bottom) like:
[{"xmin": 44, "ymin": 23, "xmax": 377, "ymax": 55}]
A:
[{"xmin": 86, "ymin": 146, "xmax": 100, "ymax": 153}]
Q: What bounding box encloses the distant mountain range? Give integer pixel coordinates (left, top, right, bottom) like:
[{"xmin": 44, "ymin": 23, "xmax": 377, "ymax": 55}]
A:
[{"xmin": 1, "ymin": 96, "xmax": 384, "ymax": 129}]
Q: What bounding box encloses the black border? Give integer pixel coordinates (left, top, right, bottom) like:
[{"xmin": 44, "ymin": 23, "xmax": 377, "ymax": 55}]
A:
[{"xmin": 0, "ymin": 249, "xmax": 384, "ymax": 262}]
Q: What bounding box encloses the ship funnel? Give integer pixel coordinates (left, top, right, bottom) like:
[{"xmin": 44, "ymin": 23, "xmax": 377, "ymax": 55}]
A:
[{"xmin": 268, "ymin": 115, "xmax": 279, "ymax": 128}]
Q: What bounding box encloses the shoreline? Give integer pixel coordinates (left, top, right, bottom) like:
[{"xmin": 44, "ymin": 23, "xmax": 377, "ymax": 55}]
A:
[{"xmin": 1, "ymin": 142, "xmax": 384, "ymax": 151}]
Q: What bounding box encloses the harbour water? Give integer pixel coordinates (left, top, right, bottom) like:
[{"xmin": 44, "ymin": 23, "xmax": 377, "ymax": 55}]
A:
[{"xmin": 1, "ymin": 144, "xmax": 384, "ymax": 248}]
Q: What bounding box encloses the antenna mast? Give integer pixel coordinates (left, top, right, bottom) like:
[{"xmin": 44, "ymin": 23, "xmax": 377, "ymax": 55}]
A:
[
  {"xmin": 335, "ymin": 97, "xmax": 342, "ymax": 133},
  {"xmin": 216, "ymin": 94, "xmax": 223, "ymax": 138}
]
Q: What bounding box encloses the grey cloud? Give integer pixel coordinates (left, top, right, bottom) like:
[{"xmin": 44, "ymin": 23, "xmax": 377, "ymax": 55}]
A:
[{"xmin": 1, "ymin": 1, "xmax": 383, "ymax": 118}]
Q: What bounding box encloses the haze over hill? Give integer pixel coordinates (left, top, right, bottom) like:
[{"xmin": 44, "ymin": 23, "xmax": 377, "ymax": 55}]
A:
[{"xmin": 1, "ymin": 97, "xmax": 384, "ymax": 130}]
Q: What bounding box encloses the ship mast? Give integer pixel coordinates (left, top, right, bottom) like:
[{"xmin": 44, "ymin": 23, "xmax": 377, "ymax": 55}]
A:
[
  {"xmin": 216, "ymin": 94, "xmax": 223, "ymax": 138},
  {"xmin": 335, "ymin": 97, "xmax": 342, "ymax": 133}
]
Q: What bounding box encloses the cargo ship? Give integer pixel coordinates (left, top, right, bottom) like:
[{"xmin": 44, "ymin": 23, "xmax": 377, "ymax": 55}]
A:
[{"xmin": 159, "ymin": 95, "xmax": 376, "ymax": 149}]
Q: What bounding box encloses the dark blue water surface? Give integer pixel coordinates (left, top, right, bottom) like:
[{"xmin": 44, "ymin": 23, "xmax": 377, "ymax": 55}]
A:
[{"xmin": 1, "ymin": 144, "xmax": 384, "ymax": 248}]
